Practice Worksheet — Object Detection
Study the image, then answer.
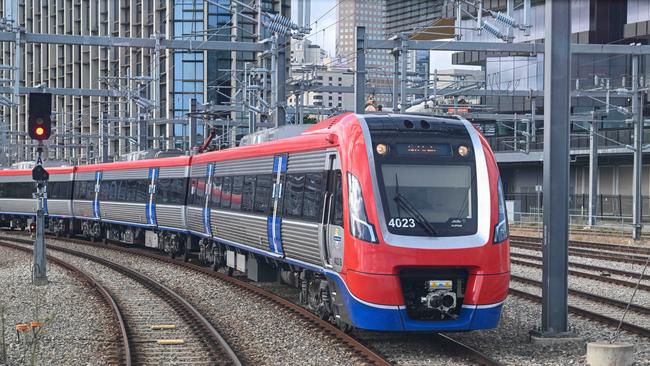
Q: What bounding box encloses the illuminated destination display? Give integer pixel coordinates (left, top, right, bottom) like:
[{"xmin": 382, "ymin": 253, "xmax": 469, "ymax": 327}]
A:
[{"xmin": 396, "ymin": 143, "xmax": 452, "ymax": 156}]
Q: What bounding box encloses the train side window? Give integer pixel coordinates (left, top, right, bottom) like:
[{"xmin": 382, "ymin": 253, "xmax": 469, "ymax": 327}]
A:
[
  {"xmin": 283, "ymin": 173, "xmax": 305, "ymax": 218},
  {"xmin": 241, "ymin": 176, "xmax": 256, "ymax": 212},
  {"xmin": 221, "ymin": 176, "xmax": 232, "ymax": 209},
  {"xmin": 211, "ymin": 176, "xmax": 222, "ymax": 207},
  {"xmin": 254, "ymin": 174, "xmax": 273, "ymax": 213},
  {"xmin": 332, "ymin": 172, "xmax": 344, "ymax": 226},
  {"xmin": 303, "ymin": 172, "xmax": 325, "ymax": 221},
  {"xmin": 138, "ymin": 179, "xmax": 150, "ymax": 203},
  {"xmin": 231, "ymin": 175, "xmax": 244, "ymax": 210}
]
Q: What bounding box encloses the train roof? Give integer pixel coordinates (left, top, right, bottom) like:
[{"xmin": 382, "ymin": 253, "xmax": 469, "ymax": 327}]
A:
[
  {"xmin": 75, "ymin": 155, "xmax": 190, "ymax": 172},
  {"xmin": 0, "ymin": 165, "xmax": 75, "ymax": 176}
]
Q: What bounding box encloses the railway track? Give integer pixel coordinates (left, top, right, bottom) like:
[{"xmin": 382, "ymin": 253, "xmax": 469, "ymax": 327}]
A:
[
  {"xmin": 511, "ymin": 237, "xmax": 650, "ymax": 266},
  {"xmin": 0, "ymin": 241, "xmax": 130, "ymax": 365},
  {"xmin": 509, "ymin": 288, "xmax": 650, "ymax": 339},
  {"xmin": 0, "ymin": 238, "xmax": 241, "ymax": 365},
  {"xmin": 511, "ymin": 255, "xmax": 650, "ymax": 291},
  {"xmin": 0, "ymin": 232, "xmax": 503, "ymax": 366}
]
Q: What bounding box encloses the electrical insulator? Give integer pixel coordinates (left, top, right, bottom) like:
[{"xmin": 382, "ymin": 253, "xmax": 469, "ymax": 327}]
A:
[
  {"xmin": 482, "ymin": 20, "xmax": 506, "ymax": 40},
  {"xmin": 490, "ymin": 10, "xmax": 517, "ymax": 27}
]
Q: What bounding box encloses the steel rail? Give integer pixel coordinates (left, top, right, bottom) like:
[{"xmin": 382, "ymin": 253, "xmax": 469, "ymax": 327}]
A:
[
  {"xmin": 509, "ymin": 288, "xmax": 650, "ymax": 338},
  {"xmin": 0, "ymin": 234, "xmax": 390, "ymax": 366},
  {"xmin": 511, "ymin": 235, "xmax": 650, "ymax": 256},
  {"xmin": 511, "ymin": 241, "xmax": 649, "ymax": 265},
  {"xmin": 0, "ymin": 237, "xmax": 242, "ymax": 366},
  {"xmin": 511, "ymin": 252, "xmax": 647, "ymax": 279},
  {"xmin": 511, "ymin": 275, "xmax": 650, "ymax": 316},
  {"xmin": 512, "ymin": 257, "xmax": 650, "ymax": 292},
  {"xmin": 0, "ymin": 240, "xmax": 132, "ymax": 365},
  {"xmin": 433, "ymin": 333, "xmax": 504, "ymax": 366}
]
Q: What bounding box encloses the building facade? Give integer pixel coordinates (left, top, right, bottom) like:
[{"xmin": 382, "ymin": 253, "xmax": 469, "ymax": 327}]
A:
[
  {"xmin": 446, "ymin": 0, "xmax": 650, "ymax": 223},
  {"xmin": 336, "ymin": 0, "xmax": 392, "ymax": 106},
  {"xmin": 0, "ymin": 0, "xmax": 289, "ymax": 165}
]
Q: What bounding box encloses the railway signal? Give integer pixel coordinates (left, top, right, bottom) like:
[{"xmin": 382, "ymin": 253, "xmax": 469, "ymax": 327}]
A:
[{"xmin": 28, "ymin": 93, "xmax": 52, "ymax": 141}]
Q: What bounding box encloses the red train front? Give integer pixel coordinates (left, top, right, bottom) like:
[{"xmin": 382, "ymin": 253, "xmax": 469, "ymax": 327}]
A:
[{"xmin": 314, "ymin": 113, "xmax": 510, "ymax": 331}]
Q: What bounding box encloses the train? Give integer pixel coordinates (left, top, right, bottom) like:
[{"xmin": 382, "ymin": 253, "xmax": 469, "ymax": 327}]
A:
[{"xmin": 0, "ymin": 113, "xmax": 510, "ymax": 332}]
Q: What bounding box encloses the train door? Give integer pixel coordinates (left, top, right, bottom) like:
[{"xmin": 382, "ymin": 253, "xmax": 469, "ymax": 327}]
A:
[
  {"xmin": 204, "ymin": 163, "xmax": 214, "ymax": 236},
  {"xmin": 93, "ymin": 171, "xmax": 102, "ymax": 219},
  {"xmin": 321, "ymin": 154, "xmax": 344, "ymax": 272},
  {"xmin": 146, "ymin": 167, "xmax": 159, "ymax": 226},
  {"xmin": 268, "ymin": 154, "xmax": 287, "ymax": 256}
]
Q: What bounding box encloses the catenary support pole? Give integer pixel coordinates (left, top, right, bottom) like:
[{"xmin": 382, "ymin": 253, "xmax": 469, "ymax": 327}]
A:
[
  {"xmin": 588, "ymin": 117, "xmax": 599, "ymax": 227},
  {"xmin": 392, "ymin": 49, "xmax": 399, "ymax": 111},
  {"xmin": 632, "ymin": 55, "xmax": 643, "ymax": 240},
  {"xmin": 276, "ymin": 34, "xmax": 286, "ymax": 126},
  {"xmin": 400, "ymin": 39, "xmax": 408, "ymax": 112},
  {"xmin": 355, "ymin": 27, "xmax": 366, "ymax": 113},
  {"xmin": 541, "ymin": 0, "xmax": 571, "ymax": 336},
  {"xmin": 189, "ymin": 98, "xmax": 197, "ymax": 151}
]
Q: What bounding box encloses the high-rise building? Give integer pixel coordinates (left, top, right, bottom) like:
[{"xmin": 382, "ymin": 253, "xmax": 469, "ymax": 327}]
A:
[
  {"xmin": 0, "ymin": 0, "xmax": 289, "ymax": 164},
  {"xmin": 336, "ymin": 0, "xmax": 392, "ymax": 106}
]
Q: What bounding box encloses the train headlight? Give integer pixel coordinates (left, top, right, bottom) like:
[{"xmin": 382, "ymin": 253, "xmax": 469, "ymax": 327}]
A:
[
  {"xmin": 347, "ymin": 172, "xmax": 378, "ymax": 243},
  {"xmin": 457, "ymin": 145, "xmax": 470, "ymax": 157},
  {"xmin": 493, "ymin": 177, "xmax": 509, "ymax": 243},
  {"xmin": 376, "ymin": 143, "xmax": 388, "ymax": 155}
]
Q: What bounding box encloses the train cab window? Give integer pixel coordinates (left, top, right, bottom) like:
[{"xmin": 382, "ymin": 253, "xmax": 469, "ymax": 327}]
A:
[
  {"xmin": 221, "ymin": 176, "xmax": 232, "ymax": 209},
  {"xmin": 303, "ymin": 172, "xmax": 324, "ymax": 220},
  {"xmin": 211, "ymin": 176, "xmax": 222, "ymax": 207},
  {"xmin": 283, "ymin": 174, "xmax": 305, "ymax": 217},
  {"xmin": 332, "ymin": 172, "xmax": 344, "ymax": 226},
  {"xmin": 254, "ymin": 174, "xmax": 273, "ymax": 213},
  {"xmin": 241, "ymin": 176, "xmax": 256, "ymax": 212},
  {"xmin": 231, "ymin": 176, "xmax": 244, "ymax": 210}
]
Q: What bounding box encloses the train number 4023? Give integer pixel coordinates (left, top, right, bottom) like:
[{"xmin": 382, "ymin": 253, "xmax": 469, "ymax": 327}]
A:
[{"xmin": 388, "ymin": 218, "xmax": 416, "ymax": 228}]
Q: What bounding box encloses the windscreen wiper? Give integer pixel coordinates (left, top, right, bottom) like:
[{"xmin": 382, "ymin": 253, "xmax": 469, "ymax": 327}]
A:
[{"xmin": 394, "ymin": 193, "xmax": 438, "ymax": 236}]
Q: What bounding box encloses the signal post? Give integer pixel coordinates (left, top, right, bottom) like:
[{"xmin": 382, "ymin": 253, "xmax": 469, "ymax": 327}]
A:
[{"xmin": 28, "ymin": 92, "xmax": 52, "ymax": 286}]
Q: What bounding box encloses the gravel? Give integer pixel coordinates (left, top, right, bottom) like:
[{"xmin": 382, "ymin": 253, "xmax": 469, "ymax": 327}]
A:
[
  {"xmin": 0, "ymin": 247, "xmax": 116, "ymax": 366},
  {"xmin": 24, "ymin": 237, "xmax": 364, "ymax": 366},
  {"xmin": 5, "ymin": 233, "xmax": 650, "ymax": 366}
]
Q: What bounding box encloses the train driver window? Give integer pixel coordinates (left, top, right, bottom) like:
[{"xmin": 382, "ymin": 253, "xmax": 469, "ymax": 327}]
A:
[
  {"xmin": 332, "ymin": 172, "xmax": 344, "ymax": 226},
  {"xmin": 303, "ymin": 172, "xmax": 324, "ymax": 221}
]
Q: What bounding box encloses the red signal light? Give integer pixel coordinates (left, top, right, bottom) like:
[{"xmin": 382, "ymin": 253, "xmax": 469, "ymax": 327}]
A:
[{"xmin": 35, "ymin": 126, "xmax": 45, "ymax": 136}]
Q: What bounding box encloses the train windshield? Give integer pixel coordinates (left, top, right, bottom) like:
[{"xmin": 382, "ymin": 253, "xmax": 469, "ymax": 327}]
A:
[{"xmin": 379, "ymin": 164, "xmax": 477, "ymax": 237}]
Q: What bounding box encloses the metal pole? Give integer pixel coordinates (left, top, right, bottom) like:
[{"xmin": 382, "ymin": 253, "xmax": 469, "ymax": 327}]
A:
[
  {"xmin": 101, "ymin": 112, "xmax": 109, "ymax": 162},
  {"xmin": 632, "ymin": 55, "xmax": 643, "ymax": 240},
  {"xmin": 507, "ymin": 0, "xmax": 514, "ymax": 40},
  {"xmin": 541, "ymin": 0, "xmax": 571, "ymax": 336},
  {"xmin": 33, "ymin": 143, "xmax": 47, "ymax": 286},
  {"xmin": 400, "ymin": 39, "xmax": 408, "ymax": 112},
  {"xmin": 392, "ymin": 50, "xmax": 399, "ymax": 111},
  {"xmin": 355, "ymin": 27, "xmax": 366, "ymax": 114},
  {"xmin": 271, "ymin": 35, "xmax": 278, "ymax": 126},
  {"xmin": 276, "ymin": 34, "xmax": 286, "ymax": 126},
  {"xmin": 588, "ymin": 117, "xmax": 599, "ymax": 227},
  {"xmin": 189, "ymin": 98, "xmax": 197, "ymax": 152},
  {"xmin": 152, "ymin": 34, "xmax": 161, "ymax": 149}
]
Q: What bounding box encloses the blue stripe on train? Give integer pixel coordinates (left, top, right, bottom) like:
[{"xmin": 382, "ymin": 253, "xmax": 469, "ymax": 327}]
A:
[{"xmin": 266, "ymin": 215, "xmax": 283, "ymax": 255}]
